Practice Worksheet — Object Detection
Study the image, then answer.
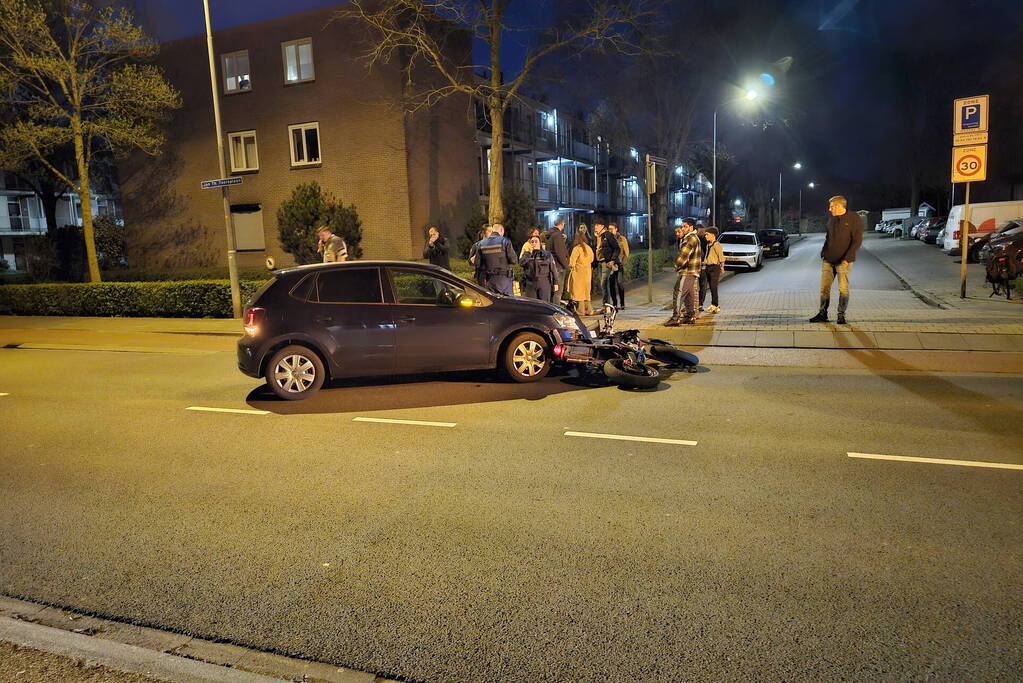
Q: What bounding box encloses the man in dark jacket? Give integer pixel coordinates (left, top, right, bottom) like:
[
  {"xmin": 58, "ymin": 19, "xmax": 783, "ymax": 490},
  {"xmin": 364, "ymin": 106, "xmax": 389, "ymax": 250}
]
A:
[
  {"xmin": 422, "ymin": 226, "xmax": 450, "ymax": 270},
  {"xmin": 810, "ymin": 195, "xmax": 863, "ymax": 324},
  {"xmin": 595, "ymin": 223, "xmax": 621, "ymax": 308},
  {"xmin": 547, "ymin": 218, "xmax": 570, "ymax": 302}
]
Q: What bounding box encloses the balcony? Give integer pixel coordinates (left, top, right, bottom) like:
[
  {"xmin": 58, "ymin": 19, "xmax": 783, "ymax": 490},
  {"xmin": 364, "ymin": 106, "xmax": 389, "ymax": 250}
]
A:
[{"xmin": 0, "ymin": 214, "xmax": 46, "ymax": 234}]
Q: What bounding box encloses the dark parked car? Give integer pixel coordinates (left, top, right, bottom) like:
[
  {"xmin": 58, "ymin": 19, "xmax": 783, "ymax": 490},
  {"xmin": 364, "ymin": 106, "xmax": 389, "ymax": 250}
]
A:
[
  {"xmin": 979, "ymin": 220, "xmax": 1023, "ymax": 270},
  {"xmin": 922, "ymin": 218, "xmax": 945, "ymax": 244},
  {"xmin": 756, "ymin": 228, "xmax": 790, "ymax": 258},
  {"xmin": 975, "ymin": 219, "xmax": 1023, "ymax": 264},
  {"xmin": 238, "ymin": 261, "xmax": 584, "ymax": 399}
]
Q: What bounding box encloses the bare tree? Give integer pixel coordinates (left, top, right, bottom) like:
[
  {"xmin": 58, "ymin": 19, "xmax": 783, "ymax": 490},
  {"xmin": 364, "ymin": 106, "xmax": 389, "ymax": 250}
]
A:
[
  {"xmin": 0, "ymin": 0, "xmax": 179, "ymax": 282},
  {"xmin": 339, "ymin": 0, "xmax": 660, "ymax": 224}
]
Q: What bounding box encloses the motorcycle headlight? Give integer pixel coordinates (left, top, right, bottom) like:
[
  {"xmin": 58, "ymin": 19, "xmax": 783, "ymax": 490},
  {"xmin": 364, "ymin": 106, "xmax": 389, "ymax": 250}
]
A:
[{"xmin": 553, "ymin": 314, "xmax": 581, "ymax": 330}]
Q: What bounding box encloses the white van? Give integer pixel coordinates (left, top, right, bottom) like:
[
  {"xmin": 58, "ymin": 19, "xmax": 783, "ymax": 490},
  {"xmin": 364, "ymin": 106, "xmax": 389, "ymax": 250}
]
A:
[{"xmin": 942, "ymin": 200, "xmax": 1023, "ymax": 257}]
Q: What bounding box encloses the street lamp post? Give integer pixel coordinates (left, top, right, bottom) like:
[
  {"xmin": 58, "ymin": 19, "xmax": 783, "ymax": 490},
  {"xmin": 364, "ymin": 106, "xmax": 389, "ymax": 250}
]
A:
[
  {"xmin": 712, "ymin": 88, "xmax": 760, "ymax": 230},
  {"xmin": 778, "ymin": 161, "xmax": 803, "ymax": 229},
  {"xmin": 203, "ymin": 0, "xmax": 242, "ymax": 319}
]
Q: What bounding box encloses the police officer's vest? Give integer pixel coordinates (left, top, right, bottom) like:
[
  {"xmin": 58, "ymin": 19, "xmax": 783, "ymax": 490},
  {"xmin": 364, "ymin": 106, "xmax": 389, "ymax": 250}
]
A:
[
  {"xmin": 479, "ymin": 236, "xmax": 511, "ymax": 276},
  {"xmin": 524, "ymin": 251, "xmax": 552, "ymax": 282}
]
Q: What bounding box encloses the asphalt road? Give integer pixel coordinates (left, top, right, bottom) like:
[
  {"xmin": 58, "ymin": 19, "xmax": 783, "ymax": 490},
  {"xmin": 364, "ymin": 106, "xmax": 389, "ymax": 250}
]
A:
[
  {"xmin": 2, "ymin": 341, "xmax": 1022, "ymax": 681},
  {"xmin": 719, "ymin": 232, "xmax": 905, "ymax": 293}
]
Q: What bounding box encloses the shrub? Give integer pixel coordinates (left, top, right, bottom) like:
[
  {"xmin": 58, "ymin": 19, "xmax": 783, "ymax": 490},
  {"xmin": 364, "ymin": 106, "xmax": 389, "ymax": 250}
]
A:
[
  {"xmin": 0, "ymin": 280, "xmax": 268, "ymax": 318},
  {"xmin": 277, "ymin": 181, "xmax": 364, "ymax": 264},
  {"xmin": 457, "ymin": 202, "xmax": 487, "ymax": 258},
  {"xmin": 94, "ymin": 215, "xmax": 127, "ymax": 270}
]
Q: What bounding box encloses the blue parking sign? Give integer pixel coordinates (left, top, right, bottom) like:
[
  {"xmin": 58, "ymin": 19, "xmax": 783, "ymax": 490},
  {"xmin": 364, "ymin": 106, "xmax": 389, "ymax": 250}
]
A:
[
  {"xmin": 954, "ymin": 95, "xmax": 988, "ymax": 135},
  {"xmin": 961, "ymin": 104, "xmax": 981, "ymax": 130}
]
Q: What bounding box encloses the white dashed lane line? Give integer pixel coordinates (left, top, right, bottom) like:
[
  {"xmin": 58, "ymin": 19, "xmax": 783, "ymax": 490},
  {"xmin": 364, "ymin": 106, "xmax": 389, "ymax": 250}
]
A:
[
  {"xmin": 564, "ymin": 431, "xmax": 697, "ymax": 446},
  {"xmin": 186, "ymin": 406, "xmax": 270, "ymax": 416},
  {"xmin": 0, "ymin": 393, "xmax": 9, "ymax": 397},
  {"xmin": 352, "ymin": 417, "xmax": 457, "ymax": 428},
  {"xmin": 848, "ymin": 452, "xmax": 1023, "ymax": 471}
]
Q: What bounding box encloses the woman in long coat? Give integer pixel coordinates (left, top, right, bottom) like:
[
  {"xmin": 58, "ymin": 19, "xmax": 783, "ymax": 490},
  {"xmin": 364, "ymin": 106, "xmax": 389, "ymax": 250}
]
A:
[{"xmin": 567, "ymin": 225, "xmax": 594, "ymax": 315}]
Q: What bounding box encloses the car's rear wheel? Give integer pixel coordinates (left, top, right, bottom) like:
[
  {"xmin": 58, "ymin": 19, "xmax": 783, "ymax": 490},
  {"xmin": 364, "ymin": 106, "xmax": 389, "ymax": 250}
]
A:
[
  {"xmin": 265, "ymin": 345, "xmax": 325, "ymax": 400},
  {"xmin": 502, "ymin": 332, "xmax": 551, "ymax": 382}
]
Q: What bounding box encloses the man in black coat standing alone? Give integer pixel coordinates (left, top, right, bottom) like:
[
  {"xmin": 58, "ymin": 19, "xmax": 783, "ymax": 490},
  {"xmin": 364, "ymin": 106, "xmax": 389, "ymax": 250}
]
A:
[
  {"xmin": 547, "ymin": 218, "xmax": 571, "ymax": 303},
  {"xmin": 810, "ymin": 195, "xmax": 863, "ymax": 325},
  {"xmin": 423, "ymin": 226, "xmax": 451, "ymax": 271}
]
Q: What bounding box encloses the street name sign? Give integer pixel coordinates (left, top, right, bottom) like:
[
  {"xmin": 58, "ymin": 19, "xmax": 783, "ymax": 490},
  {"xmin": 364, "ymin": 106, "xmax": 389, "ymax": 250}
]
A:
[
  {"xmin": 952, "ymin": 145, "xmax": 987, "ymax": 183},
  {"xmin": 200, "ymin": 177, "xmax": 243, "ymax": 189},
  {"xmin": 953, "ymin": 95, "xmax": 989, "ymax": 135}
]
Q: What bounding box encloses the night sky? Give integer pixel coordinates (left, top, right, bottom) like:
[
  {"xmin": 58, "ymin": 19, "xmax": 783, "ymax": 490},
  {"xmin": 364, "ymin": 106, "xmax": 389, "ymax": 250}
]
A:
[{"xmin": 135, "ymin": 0, "xmax": 1023, "ymax": 207}]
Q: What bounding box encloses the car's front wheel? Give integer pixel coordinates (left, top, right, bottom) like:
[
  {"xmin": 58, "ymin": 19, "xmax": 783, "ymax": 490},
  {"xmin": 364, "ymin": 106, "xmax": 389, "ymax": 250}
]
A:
[
  {"xmin": 753, "ymin": 255, "xmax": 763, "ymax": 271},
  {"xmin": 502, "ymin": 332, "xmax": 551, "ymax": 382},
  {"xmin": 265, "ymin": 345, "xmax": 325, "ymax": 400}
]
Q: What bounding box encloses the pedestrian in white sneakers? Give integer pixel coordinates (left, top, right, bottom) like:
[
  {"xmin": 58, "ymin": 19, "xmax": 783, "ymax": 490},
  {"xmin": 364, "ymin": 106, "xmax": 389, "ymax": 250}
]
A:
[{"xmin": 702, "ymin": 227, "xmax": 724, "ymax": 313}]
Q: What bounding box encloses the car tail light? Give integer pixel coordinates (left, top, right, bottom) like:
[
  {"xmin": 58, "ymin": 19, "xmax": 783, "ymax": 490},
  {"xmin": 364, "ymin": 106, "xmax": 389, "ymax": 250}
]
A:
[
  {"xmin": 244, "ymin": 307, "xmax": 265, "ymax": 336},
  {"xmin": 953, "ymin": 230, "xmax": 960, "ymax": 240},
  {"xmin": 552, "ymin": 344, "xmax": 566, "ymax": 360}
]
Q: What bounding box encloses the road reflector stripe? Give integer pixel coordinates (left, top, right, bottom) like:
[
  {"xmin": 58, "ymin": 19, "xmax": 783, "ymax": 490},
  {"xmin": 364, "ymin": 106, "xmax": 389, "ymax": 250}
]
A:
[
  {"xmin": 353, "ymin": 417, "xmax": 456, "ymax": 428},
  {"xmin": 848, "ymin": 452, "xmax": 1023, "ymax": 471},
  {"xmin": 564, "ymin": 431, "xmax": 697, "ymax": 446},
  {"xmin": 186, "ymin": 406, "xmax": 270, "ymax": 415},
  {"xmin": 0, "ymin": 393, "xmax": 9, "ymax": 397}
]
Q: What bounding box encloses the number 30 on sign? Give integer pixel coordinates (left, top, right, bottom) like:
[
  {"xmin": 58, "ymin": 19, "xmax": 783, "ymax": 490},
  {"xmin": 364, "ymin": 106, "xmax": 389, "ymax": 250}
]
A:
[{"xmin": 952, "ymin": 145, "xmax": 987, "ymax": 183}]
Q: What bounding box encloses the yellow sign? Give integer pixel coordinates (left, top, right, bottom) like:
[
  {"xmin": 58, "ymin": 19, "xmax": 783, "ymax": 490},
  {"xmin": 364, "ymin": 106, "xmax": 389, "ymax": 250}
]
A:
[
  {"xmin": 954, "ymin": 95, "xmax": 989, "ymax": 135},
  {"xmin": 952, "ymin": 145, "xmax": 987, "ymax": 183},
  {"xmin": 954, "ymin": 131, "xmax": 988, "ymax": 146}
]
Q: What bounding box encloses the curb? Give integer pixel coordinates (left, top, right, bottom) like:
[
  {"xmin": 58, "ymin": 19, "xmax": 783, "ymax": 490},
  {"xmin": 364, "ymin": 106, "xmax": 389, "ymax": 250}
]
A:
[
  {"xmin": 0, "ymin": 594, "xmax": 392, "ymax": 683},
  {"xmin": 865, "ymin": 245, "xmax": 948, "ymax": 310}
]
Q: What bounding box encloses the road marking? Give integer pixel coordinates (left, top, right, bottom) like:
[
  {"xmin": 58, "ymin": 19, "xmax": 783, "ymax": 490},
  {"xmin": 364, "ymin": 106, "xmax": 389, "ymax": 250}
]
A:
[
  {"xmin": 564, "ymin": 431, "xmax": 697, "ymax": 446},
  {"xmin": 848, "ymin": 452, "xmax": 1023, "ymax": 471},
  {"xmin": 186, "ymin": 406, "xmax": 270, "ymax": 415},
  {"xmin": 352, "ymin": 417, "xmax": 456, "ymax": 428},
  {"xmin": 0, "ymin": 393, "xmax": 8, "ymax": 397}
]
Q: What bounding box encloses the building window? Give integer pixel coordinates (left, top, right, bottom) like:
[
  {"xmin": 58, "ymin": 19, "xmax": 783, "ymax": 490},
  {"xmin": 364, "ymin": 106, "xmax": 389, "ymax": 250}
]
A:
[
  {"xmin": 288, "ymin": 122, "xmax": 320, "ymax": 166},
  {"xmin": 282, "ymin": 38, "xmax": 314, "ymax": 84},
  {"xmin": 222, "ymin": 50, "xmax": 251, "ymax": 93},
  {"xmin": 228, "ymin": 130, "xmax": 259, "ymax": 172}
]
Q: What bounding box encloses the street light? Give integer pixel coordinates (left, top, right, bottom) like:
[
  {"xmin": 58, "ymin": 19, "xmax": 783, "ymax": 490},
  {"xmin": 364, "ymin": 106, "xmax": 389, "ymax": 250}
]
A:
[
  {"xmin": 713, "ymin": 85, "xmax": 762, "ymax": 229},
  {"xmin": 793, "ymin": 161, "xmax": 802, "ymax": 170},
  {"xmin": 798, "ymin": 182, "xmax": 817, "ymax": 234},
  {"xmin": 778, "ymin": 161, "xmax": 804, "ymax": 228}
]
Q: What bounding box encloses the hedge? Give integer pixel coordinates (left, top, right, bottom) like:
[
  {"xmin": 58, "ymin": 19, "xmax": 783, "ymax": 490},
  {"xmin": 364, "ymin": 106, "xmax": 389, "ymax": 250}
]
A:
[{"xmin": 0, "ymin": 279, "xmax": 268, "ymax": 318}]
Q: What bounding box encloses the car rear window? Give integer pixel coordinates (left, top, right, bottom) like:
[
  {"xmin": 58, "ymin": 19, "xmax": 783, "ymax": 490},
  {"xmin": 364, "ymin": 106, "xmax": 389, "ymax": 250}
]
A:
[
  {"xmin": 315, "ymin": 268, "xmax": 383, "ymax": 303},
  {"xmin": 719, "ymin": 234, "xmax": 756, "ymax": 245}
]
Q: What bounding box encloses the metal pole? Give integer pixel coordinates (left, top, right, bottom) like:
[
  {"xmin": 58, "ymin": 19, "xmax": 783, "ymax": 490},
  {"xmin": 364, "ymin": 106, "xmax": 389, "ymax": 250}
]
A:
[
  {"xmin": 798, "ymin": 188, "xmax": 802, "ymax": 234},
  {"xmin": 777, "ymin": 170, "xmax": 782, "ymax": 228},
  {"xmin": 712, "ymin": 108, "xmax": 717, "ymax": 228},
  {"xmin": 960, "ymin": 182, "xmax": 971, "ymax": 299},
  {"xmin": 645, "ymin": 154, "xmax": 653, "ymax": 304},
  {"xmin": 203, "ymin": 0, "xmax": 242, "ymax": 319}
]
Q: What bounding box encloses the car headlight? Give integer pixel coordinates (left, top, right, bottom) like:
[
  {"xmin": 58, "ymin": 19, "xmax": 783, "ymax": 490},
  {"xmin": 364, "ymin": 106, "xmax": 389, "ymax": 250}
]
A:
[{"xmin": 553, "ymin": 314, "xmax": 581, "ymax": 330}]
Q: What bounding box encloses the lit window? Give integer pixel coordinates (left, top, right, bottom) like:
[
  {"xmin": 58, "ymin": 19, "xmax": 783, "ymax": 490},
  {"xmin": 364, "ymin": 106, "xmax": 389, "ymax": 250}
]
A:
[
  {"xmin": 288, "ymin": 122, "xmax": 320, "ymax": 166},
  {"xmin": 282, "ymin": 38, "xmax": 314, "ymax": 84},
  {"xmin": 227, "ymin": 130, "xmax": 258, "ymax": 172},
  {"xmin": 222, "ymin": 50, "xmax": 251, "ymax": 93},
  {"xmin": 630, "ymin": 147, "xmax": 638, "ymax": 160}
]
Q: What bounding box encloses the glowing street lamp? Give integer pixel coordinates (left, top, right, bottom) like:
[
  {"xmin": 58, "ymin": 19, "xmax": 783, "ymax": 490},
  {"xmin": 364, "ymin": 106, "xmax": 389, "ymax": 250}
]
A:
[
  {"xmin": 793, "ymin": 161, "xmax": 802, "ymax": 170},
  {"xmin": 745, "ymin": 88, "xmax": 759, "ymax": 100}
]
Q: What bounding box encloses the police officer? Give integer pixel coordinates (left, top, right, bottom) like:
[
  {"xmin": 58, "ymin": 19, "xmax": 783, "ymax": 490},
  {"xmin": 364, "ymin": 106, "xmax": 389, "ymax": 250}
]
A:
[
  {"xmin": 521, "ymin": 234, "xmax": 559, "ymax": 302},
  {"xmin": 475, "ymin": 223, "xmax": 517, "ymax": 295}
]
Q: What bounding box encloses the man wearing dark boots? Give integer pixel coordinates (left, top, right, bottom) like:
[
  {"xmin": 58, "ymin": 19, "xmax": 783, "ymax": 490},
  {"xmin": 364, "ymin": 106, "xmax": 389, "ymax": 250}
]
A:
[{"xmin": 810, "ymin": 195, "xmax": 863, "ymax": 325}]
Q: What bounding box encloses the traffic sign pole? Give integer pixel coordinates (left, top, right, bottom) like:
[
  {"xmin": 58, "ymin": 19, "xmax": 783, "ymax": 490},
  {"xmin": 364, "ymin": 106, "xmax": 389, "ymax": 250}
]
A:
[
  {"xmin": 960, "ymin": 182, "xmax": 970, "ymax": 299},
  {"xmin": 204, "ymin": 0, "xmax": 242, "ymax": 319}
]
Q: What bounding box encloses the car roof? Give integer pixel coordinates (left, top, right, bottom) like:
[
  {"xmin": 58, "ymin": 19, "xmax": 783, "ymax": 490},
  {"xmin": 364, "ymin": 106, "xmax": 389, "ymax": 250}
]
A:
[
  {"xmin": 719, "ymin": 231, "xmax": 757, "ymax": 236},
  {"xmin": 274, "ymin": 260, "xmax": 448, "ymax": 278}
]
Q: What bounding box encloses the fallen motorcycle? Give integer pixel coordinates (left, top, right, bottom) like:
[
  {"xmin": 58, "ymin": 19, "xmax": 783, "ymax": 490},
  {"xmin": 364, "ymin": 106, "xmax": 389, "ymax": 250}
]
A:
[{"xmin": 553, "ymin": 304, "xmax": 699, "ymax": 389}]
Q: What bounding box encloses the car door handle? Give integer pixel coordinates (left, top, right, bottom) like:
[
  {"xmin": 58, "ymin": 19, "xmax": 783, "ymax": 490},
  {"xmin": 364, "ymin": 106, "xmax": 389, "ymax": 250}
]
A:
[
  {"xmin": 314, "ymin": 315, "xmax": 334, "ymax": 325},
  {"xmin": 396, "ymin": 315, "xmax": 416, "ymax": 323}
]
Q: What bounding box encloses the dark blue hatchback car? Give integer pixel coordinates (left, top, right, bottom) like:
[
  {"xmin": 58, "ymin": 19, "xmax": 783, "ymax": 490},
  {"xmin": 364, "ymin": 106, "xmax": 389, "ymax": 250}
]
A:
[{"xmin": 237, "ymin": 261, "xmax": 583, "ymax": 399}]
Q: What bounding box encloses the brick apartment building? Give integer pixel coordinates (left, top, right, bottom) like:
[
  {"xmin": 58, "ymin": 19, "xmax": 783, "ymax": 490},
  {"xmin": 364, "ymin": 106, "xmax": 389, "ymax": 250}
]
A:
[
  {"xmin": 121, "ymin": 3, "xmax": 710, "ymax": 271},
  {"xmin": 121, "ymin": 3, "xmax": 477, "ymax": 270}
]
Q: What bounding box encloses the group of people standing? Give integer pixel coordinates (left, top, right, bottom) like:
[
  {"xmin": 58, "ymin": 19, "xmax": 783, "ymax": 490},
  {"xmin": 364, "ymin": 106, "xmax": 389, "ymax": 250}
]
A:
[
  {"xmin": 665, "ymin": 218, "xmax": 725, "ymax": 326},
  {"xmin": 452, "ymin": 219, "xmax": 630, "ymax": 314}
]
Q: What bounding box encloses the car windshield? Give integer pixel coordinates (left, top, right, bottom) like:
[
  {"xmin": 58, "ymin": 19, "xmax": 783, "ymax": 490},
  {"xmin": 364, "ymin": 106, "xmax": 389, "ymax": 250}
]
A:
[{"xmin": 719, "ymin": 234, "xmax": 756, "ymax": 245}]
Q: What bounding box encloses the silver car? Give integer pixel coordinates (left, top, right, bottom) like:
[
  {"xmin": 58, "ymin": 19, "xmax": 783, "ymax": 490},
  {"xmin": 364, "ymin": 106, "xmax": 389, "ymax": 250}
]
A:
[{"xmin": 719, "ymin": 231, "xmax": 764, "ymax": 271}]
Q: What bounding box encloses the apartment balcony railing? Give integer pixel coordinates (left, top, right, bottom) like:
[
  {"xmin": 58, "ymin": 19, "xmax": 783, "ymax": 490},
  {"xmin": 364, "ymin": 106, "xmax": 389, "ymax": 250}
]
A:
[{"xmin": 0, "ymin": 215, "xmax": 45, "ymax": 233}]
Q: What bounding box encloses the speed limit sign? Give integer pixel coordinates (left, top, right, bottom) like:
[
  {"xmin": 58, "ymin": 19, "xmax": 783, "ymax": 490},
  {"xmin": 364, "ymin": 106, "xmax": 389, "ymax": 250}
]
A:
[{"xmin": 952, "ymin": 145, "xmax": 987, "ymax": 183}]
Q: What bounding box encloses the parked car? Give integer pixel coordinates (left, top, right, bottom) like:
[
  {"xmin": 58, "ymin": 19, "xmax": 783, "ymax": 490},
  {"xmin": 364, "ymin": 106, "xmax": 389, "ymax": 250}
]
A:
[
  {"xmin": 719, "ymin": 231, "xmax": 764, "ymax": 270},
  {"xmin": 237, "ymin": 261, "xmax": 585, "ymax": 399},
  {"xmin": 886, "ymin": 218, "xmax": 905, "ymax": 237},
  {"xmin": 874, "ymin": 220, "xmax": 888, "ymax": 232},
  {"xmin": 978, "ymin": 219, "xmax": 1023, "ymax": 264},
  {"xmin": 756, "ymin": 228, "xmax": 790, "ymax": 258},
  {"xmin": 943, "ymin": 200, "xmax": 1023, "ymax": 258},
  {"xmin": 972, "ymin": 219, "xmax": 1023, "ymax": 264},
  {"xmin": 981, "ymin": 225, "xmax": 1023, "ymax": 283},
  {"xmin": 922, "ymin": 219, "xmax": 946, "ymax": 245}
]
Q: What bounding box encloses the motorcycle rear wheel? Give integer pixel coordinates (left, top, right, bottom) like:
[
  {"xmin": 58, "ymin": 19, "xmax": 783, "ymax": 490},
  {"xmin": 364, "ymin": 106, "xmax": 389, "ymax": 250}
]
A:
[
  {"xmin": 603, "ymin": 358, "xmax": 661, "ymax": 389},
  {"xmin": 645, "ymin": 344, "xmax": 699, "ymax": 368}
]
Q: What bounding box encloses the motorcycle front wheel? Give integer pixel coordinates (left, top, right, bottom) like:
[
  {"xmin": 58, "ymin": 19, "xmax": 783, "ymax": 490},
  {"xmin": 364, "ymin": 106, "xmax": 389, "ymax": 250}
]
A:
[
  {"xmin": 645, "ymin": 343, "xmax": 699, "ymax": 368},
  {"xmin": 603, "ymin": 358, "xmax": 661, "ymax": 390}
]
